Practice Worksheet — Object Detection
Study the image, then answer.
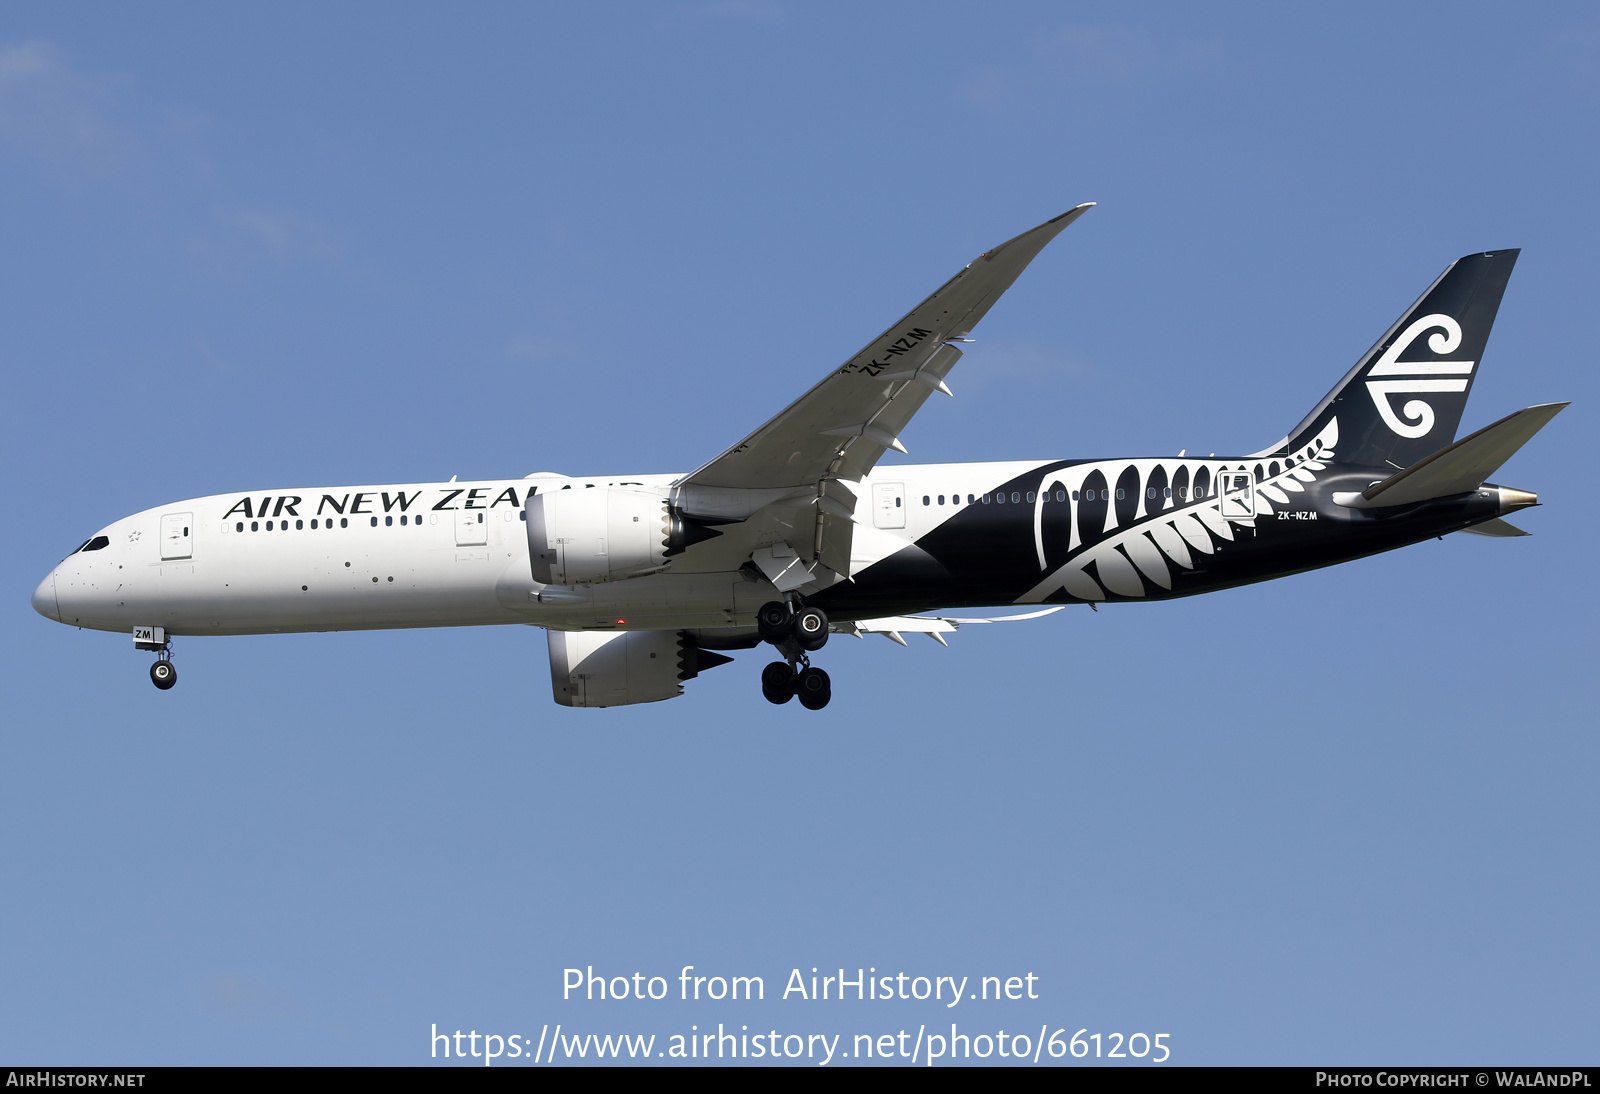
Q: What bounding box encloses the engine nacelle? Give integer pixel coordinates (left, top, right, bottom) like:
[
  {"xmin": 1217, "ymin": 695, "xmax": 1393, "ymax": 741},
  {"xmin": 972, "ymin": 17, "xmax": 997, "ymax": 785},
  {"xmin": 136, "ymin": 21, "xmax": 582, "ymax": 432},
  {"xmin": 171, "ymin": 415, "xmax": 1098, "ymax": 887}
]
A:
[
  {"xmin": 547, "ymin": 629, "xmax": 734, "ymax": 707},
  {"xmin": 526, "ymin": 487, "xmax": 670, "ymax": 586}
]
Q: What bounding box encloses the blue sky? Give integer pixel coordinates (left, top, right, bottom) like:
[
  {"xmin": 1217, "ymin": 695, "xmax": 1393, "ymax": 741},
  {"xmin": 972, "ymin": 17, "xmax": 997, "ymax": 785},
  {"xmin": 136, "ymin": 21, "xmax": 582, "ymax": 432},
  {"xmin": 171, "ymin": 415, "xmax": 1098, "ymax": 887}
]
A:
[{"xmin": 2, "ymin": 2, "xmax": 1596, "ymax": 1066}]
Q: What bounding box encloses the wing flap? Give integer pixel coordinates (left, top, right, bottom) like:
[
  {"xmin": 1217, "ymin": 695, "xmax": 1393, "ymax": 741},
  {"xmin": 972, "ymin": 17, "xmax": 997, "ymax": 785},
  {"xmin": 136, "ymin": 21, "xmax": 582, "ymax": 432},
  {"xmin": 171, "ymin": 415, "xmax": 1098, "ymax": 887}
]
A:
[{"xmin": 844, "ymin": 606, "xmax": 1065, "ymax": 643}]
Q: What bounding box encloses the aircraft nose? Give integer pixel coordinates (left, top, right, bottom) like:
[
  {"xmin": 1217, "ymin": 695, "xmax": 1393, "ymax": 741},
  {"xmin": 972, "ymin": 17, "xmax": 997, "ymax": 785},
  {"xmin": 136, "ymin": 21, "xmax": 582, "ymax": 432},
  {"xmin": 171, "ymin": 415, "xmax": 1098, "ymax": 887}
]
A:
[{"xmin": 32, "ymin": 569, "xmax": 60, "ymax": 622}]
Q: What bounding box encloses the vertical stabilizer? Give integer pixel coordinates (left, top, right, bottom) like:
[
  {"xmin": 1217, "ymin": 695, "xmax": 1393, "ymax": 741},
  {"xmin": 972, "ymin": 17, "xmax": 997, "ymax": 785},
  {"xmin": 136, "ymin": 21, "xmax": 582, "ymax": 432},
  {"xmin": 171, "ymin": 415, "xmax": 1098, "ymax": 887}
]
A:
[{"xmin": 1281, "ymin": 250, "xmax": 1519, "ymax": 468}]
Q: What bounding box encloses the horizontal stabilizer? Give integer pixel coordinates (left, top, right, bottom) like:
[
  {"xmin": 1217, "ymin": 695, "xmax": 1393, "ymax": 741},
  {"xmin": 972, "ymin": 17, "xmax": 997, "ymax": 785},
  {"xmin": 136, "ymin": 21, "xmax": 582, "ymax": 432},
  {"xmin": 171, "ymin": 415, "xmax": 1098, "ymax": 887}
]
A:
[
  {"xmin": 1455, "ymin": 517, "xmax": 1530, "ymax": 537},
  {"xmin": 1334, "ymin": 402, "xmax": 1567, "ymax": 509}
]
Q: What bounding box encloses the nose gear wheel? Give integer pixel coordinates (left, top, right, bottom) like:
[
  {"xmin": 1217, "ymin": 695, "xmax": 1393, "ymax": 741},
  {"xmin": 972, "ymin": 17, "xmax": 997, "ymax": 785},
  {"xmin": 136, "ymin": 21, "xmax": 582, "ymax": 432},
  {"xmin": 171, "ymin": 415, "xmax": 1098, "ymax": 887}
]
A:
[{"xmin": 149, "ymin": 642, "xmax": 176, "ymax": 691}]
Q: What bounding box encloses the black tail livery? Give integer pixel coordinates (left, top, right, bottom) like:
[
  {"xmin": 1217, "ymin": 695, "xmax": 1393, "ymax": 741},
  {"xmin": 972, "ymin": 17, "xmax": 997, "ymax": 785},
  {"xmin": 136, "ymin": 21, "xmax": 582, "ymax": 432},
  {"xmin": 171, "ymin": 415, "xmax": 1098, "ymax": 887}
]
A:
[{"xmin": 1284, "ymin": 250, "xmax": 1519, "ymax": 468}]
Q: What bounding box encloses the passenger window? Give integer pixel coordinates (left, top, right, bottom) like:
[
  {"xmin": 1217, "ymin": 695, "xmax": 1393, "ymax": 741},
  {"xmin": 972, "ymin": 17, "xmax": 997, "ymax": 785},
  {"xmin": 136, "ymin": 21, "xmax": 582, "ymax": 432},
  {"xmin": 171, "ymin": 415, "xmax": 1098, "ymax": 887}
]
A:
[
  {"xmin": 311, "ymin": 519, "xmax": 318, "ymax": 529},
  {"xmin": 995, "ymin": 492, "xmax": 1005, "ymax": 504},
  {"xmin": 371, "ymin": 517, "xmax": 378, "ymax": 527},
  {"xmin": 251, "ymin": 521, "xmax": 259, "ymax": 532},
  {"xmin": 922, "ymin": 495, "xmax": 930, "ymax": 506},
  {"xmin": 937, "ymin": 495, "xmax": 944, "ymax": 505},
  {"xmin": 296, "ymin": 519, "xmax": 303, "ymax": 530},
  {"xmin": 400, "ymin": 515, "xmax": 407, "ymax": 525},
  {"xmin": 1025, "ymin": 491, "xmax": 1034, "ymax": 503},
  {"xmin": 1056, "ymin": 490, "xmax": 1065, "ymax": 502},
  {"xmin": 519, "ymin": 511, "xmax": 526, "ymax": 521},
  {"xmin": 341, "ymin": 518, "xmax": 348, "ymax": 528},
  {"xmin": 385, "ymin": 516, "xmax": 393, "ymax": 526},
  {"xmin": 235, "ymin": 522, "xmax": 244, "ymax": 533},
  {"xmin": 1164, "ymin": 487, "xmax": 1171, "ymax": 498},
  {"xmin": 1116, "ymin": 489, "xmax": 1125, "ymax": 500},
  {"xmin": 478, "ymin": 512, "xmax": 485, "ymax": 522}
]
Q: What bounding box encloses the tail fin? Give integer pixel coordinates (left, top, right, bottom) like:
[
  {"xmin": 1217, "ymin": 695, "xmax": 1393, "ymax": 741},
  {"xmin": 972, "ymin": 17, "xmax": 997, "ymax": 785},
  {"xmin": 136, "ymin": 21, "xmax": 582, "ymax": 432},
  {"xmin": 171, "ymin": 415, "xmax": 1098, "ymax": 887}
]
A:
[{"xmin": 1276, "ymin": 249, "xmax": 1520, "ymax": 468}]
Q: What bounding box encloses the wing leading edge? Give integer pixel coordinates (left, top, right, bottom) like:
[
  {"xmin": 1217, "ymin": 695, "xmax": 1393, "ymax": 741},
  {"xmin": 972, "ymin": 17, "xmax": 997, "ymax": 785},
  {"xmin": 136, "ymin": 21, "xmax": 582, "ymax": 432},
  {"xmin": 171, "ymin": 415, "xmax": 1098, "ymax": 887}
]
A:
[{"xmin": 676, "ymin": 203, "xmax": 1096, "ymax": 496}]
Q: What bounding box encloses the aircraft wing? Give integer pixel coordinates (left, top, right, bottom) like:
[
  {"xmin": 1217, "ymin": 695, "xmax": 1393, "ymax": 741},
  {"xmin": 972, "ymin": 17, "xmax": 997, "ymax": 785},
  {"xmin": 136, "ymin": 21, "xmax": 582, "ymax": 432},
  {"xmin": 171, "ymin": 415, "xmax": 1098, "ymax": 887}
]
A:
[{"xmin": 676, "ymin": 204, "xmax": 1095, "ymax": 496}]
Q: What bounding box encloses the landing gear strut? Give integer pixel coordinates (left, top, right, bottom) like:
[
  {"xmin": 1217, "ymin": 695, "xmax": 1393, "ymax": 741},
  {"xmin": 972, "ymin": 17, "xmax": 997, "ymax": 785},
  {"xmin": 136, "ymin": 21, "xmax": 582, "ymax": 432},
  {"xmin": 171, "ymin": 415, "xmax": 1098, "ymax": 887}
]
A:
[{"xmin": 756, "ymin": 599, "xmax": 832, "ymax": 709}]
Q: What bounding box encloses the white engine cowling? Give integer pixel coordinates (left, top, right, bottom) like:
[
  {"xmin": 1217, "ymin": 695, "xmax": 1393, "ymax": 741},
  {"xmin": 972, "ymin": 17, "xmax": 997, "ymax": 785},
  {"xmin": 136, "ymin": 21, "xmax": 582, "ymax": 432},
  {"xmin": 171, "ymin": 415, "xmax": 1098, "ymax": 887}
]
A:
[
  {"xmin": 526, "ymin": 487, "xmax": 670, "ymax": 586},
  {"xmin": 546, "ymin": 629, "xmax": 734, "ymax": 708}
]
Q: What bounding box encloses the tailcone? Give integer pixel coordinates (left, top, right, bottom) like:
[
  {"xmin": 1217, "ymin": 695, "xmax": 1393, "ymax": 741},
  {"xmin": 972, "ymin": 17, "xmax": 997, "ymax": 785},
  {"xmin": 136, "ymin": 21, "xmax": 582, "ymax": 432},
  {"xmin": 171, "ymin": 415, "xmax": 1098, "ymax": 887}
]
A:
[{"xmin": 1494, "ymin": 486, "xmax": 1538, "ymax": 515}]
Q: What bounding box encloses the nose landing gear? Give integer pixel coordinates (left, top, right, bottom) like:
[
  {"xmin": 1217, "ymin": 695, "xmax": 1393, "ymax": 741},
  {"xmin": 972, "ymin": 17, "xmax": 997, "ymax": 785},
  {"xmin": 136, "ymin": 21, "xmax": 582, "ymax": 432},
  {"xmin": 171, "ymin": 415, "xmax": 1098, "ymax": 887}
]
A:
[
  {"xmin": 756, "ymin": 599, "xmax": 832, "ymax": 709},
  {"xmin": 135, "ymin": 627, "xmax": 176, "ymax": 690},
  {"xmin": 150, "ymin": 657, "xmax": 177, "ymax": 690}
]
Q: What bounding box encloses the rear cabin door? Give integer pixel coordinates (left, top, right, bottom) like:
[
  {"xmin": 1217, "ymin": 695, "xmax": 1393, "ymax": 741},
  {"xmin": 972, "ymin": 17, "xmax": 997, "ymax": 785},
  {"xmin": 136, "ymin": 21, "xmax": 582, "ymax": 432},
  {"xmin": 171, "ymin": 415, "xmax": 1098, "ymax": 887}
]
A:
[
  {"xmin": 455, "ymin": 509, "xmax": 489, "ymax": 546},
  {"xmin": 872, "ymin": 482, "xmax": 906, "ymax": 529},
  {"xmin": 160, "ymin": 512, "xmax": 193, "ymax": 559},
  {"xmin": 1219, "ymin": 471, "xmax": 1255, "ymax": 518}
]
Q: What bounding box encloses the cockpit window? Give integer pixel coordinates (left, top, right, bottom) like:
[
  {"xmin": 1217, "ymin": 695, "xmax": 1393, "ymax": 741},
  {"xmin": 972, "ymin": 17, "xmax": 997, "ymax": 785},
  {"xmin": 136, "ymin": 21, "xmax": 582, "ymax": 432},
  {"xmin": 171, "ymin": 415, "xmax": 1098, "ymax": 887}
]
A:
[{"xmin": 79, "ymin": 535, "xmax": 110, "ymax": 552}]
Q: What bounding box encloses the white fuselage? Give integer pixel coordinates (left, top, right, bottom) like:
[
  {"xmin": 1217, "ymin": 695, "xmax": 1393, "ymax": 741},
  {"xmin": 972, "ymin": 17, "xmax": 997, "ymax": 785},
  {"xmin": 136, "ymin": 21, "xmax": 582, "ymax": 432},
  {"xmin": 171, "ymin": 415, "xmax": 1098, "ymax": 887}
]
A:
[{"xmin": 32, "ymin": 463, "xmax": 1046, "ymax": 637}]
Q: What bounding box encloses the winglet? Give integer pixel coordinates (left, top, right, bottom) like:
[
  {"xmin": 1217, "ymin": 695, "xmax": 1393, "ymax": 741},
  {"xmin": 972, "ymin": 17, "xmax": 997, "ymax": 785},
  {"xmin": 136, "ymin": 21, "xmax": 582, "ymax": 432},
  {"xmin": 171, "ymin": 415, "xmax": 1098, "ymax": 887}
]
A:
[{"xmin": 976, "ymin": 203, "xmax": 1096, "ymax": 265}]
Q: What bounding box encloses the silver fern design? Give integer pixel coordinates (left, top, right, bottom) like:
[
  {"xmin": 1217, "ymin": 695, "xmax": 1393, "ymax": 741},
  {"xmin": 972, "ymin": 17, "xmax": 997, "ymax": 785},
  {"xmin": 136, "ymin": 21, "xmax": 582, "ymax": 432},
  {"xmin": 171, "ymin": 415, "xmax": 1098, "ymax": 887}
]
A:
[{"xmin": 1020, "ymin": 419, "xmax": 1341, "ymax": 602}]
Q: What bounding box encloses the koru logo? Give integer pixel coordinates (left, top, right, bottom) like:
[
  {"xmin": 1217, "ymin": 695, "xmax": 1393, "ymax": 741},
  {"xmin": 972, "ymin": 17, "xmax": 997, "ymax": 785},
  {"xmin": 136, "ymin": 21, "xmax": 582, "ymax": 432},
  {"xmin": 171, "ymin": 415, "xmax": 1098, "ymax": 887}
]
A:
[{"xmin": 1365, "ymin": 313, "xmax": 1474, "ymax": 438}]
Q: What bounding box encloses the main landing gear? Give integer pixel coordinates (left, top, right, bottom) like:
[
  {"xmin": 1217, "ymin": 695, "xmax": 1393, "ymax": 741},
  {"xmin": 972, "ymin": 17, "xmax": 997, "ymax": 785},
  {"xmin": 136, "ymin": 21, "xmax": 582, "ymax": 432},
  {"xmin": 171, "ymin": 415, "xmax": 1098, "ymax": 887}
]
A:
[{"xmin": 757, "ymin": 599, "xmax": 831, "ymax": 710}]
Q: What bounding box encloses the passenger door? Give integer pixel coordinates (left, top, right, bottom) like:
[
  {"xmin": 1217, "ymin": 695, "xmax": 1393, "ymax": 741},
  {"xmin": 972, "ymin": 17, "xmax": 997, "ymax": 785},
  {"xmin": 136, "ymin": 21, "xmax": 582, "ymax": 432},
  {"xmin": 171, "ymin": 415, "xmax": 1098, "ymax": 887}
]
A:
[
  {"xmin": 455, "ymin": 509, "xmax": 489, "ymax": 546},
  {"xmin": 1219, "ymin": 471, "xmax": 1255, "ymax": 518},
  {"xmin": 160, "ymin": 512, "xmax": 193, "ymax": 560},
  {"xmin": 872, "ymin": 482, "xmax": 905, "ymax": 529}
]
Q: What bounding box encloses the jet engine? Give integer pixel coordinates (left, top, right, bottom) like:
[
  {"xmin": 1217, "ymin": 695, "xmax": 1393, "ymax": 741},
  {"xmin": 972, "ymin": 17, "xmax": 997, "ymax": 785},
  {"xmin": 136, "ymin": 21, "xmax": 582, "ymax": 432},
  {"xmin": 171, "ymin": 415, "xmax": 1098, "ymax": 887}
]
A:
[
  {"xmin": 526, "ymin": 487, "xmax": 723, "ymax": 586},
  {"xmin": 547, "ymin": 628, "xmax": 734, "ymax": 707},
  {"xmin": 527, "ymin": 487, "xmax": 667, "ymax": 585}
]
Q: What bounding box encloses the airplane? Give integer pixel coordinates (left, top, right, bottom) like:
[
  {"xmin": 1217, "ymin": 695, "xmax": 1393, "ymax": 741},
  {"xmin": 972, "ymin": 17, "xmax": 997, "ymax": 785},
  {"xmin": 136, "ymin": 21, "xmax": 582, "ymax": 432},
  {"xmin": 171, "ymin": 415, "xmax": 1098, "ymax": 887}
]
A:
[{"xmin": 31, "ymin": 204, "xmax": 1567, "ymax": 710}]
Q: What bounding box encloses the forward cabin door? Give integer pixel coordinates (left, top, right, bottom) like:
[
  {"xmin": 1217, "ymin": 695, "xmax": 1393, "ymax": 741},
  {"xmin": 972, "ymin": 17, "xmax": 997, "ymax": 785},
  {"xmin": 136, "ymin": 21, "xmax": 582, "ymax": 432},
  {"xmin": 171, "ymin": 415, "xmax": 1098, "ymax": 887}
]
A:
[
  {"xmin": 160, "ymin": 513, "xmax": 193, "ymax": 559},
  {"xmin": 455, "ymin": 509, "xmax": 488, "ymax": 546},
  {"xmin": 872, "ymin": 482, "xmax": 905, "ymax": 529}
]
